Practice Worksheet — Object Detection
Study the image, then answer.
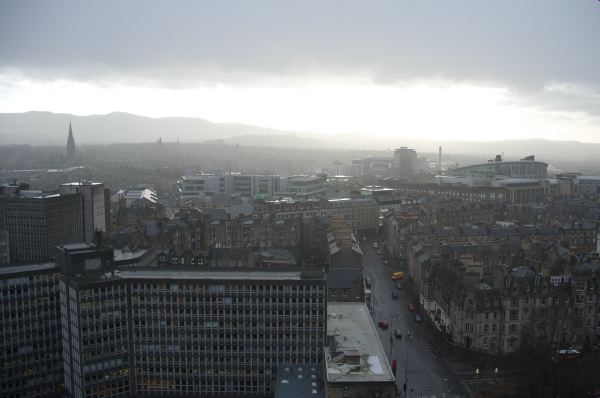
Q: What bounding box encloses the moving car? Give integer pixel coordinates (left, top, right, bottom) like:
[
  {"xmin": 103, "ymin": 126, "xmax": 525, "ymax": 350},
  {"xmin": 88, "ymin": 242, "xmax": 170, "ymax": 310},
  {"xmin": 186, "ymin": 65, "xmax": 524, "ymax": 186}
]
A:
[
  {"xmin": 391, "ymin": 271, "xmax": 404, "ymax": 280},
  {"xmin": 378, "ymin": 320, "xmax": 389, "ymax": 329},
  {"xmin": 394, "ymin": 329, "xmax": 402, "ymax": 339},
  {"xmin": 391, "ymin": 291, "xmax": 398, "ymax": 299},
  {"xmin": 383, "ymin": 259, "xmax": 389, "ymax": 265},
  {"xmin": 414, "ymin": 313, "xmax": 423, "ymax": 322},
  {"xmin": 408, "ymin": 303, "xmax": 417, "ymax": 312},
  {"xmin": 365, "ymin": 277, "xmax": 372, "ymax": 288},
  {"xmin": 396, "ymin": 282, "xmax": 402, "ymax": 290},
  {"xmin": 372, "ymin": 242, "xmax": 379, "ymax": 249}
]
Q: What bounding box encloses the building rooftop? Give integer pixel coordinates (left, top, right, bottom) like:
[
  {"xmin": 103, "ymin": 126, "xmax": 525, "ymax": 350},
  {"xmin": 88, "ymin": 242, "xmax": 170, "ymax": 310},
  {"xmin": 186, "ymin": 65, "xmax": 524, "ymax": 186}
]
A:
[
  {"xmin": 61, "ymin": 181, "xmax": 103, "ymax": 186},
  {"xmin": 99, "ymin": 269, "xmax": 313, "ymax": 281},
  {"xmin": 325, "ymin": 302, "xmax": 394, "ymax": 384},
  {"xmin": 275, "ymin": 365, "xmax": 324, "ymax": 398},
  {"xmin": 0, "ymin": 262, "xmax": 57, "ymax": 276}
]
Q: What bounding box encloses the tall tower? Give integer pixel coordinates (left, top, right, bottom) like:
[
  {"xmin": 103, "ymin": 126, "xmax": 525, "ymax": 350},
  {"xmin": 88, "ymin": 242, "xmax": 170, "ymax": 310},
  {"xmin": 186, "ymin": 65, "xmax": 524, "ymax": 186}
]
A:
[{"xmin": 66, "ymin": 122, "xmax": 76, "ymax": 160}]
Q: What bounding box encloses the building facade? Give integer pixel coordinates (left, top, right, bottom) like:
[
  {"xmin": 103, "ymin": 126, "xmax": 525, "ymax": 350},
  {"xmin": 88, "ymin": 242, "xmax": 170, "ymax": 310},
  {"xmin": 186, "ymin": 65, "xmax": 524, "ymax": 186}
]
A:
[
  {"xmin": 59, "ymin": 244, "xmax": 327, "ymax": 398},
  {"xmin": 391, "ymin": 147, "xmax": 417, "ymax": 179},
  {"xmin": 0, "ymin": 263, "xmax": 63, "ymax": 398},
  {"xmin": 0, "ymin": 192, "xmax": 83, "ymax": 262},
  {"xmin": 60, "ymin": 182, "xmax": 111, "ymax": 243},
  {"xmin": 451, "ymin": 155, "xmax": 548, "ymax": 179}
]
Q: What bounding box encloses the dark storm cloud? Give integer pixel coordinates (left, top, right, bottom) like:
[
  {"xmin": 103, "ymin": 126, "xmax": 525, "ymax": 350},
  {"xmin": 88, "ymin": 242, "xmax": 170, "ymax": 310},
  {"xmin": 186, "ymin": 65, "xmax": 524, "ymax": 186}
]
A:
[{"xmin": 1, "ymin": 0, "xmax": 599, "ymax": 111}]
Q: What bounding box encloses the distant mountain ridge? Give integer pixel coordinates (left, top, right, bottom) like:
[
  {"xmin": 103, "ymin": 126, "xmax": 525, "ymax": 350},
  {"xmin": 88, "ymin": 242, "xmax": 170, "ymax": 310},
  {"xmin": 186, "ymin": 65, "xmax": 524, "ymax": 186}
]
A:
[
  {"xmin": 0, "ymin": 111, "xmax": 599, "ymax": 160},
  {"xmin": 0, "ymin": 111, "xmax": 321, "ymax": 147}
]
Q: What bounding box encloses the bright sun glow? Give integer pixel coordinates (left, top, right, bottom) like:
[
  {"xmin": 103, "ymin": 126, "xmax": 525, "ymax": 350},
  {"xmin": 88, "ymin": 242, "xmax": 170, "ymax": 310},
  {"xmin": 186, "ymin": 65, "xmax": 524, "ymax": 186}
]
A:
[{"xmin": 0, "ymin": 72, "xmax": 597, "ymax": 143}]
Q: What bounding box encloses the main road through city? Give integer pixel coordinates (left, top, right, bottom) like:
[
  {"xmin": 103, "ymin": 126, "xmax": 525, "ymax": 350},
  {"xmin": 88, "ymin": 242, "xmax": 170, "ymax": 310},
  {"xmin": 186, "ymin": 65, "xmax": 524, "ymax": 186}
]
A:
[{"xmin": 361, "ymin": 236, "xmax": 462, "ymax": 397}]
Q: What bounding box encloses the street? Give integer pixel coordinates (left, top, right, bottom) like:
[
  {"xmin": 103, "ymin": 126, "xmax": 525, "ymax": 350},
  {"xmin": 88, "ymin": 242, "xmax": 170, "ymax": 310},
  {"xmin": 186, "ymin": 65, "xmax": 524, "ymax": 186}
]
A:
[{"xmin": 362, "ymin": 236, "xmax": 463, "ymax": 397}]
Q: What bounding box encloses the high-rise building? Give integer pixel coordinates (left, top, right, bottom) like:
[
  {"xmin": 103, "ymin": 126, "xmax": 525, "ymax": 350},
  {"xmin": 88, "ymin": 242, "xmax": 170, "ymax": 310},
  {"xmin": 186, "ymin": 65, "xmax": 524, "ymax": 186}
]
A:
[
  {"xmin": 391, "ymin": 147, "xmax": 417, "ymax": 179},
  {"xmin": 66, "ymin": 122, "xmax": 76, "ymax": 160},
  {"xmin": 58, "ymin": 244, "xmax": 327, "ymax": 398},
  {"xmin": 0, "ymin": 262, "xmax": 63, "ymax": 398},
  {"xmin": 0, "ymin": 191, "xmax": 83, "ymax": 263},
  {"xmin": 0, "ymin": 229, "xmax": 9, "ymax": 264},
  {"xmin": 60, "ymin": 182, "xmax": 110, "ymax": 243}
]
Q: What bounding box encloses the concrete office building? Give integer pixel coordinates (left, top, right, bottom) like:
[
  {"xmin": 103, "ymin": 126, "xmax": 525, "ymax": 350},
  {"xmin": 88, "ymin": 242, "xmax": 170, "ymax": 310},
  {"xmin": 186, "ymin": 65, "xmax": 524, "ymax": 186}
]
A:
[
  {"xmin": 58, "ymin": 244, "xmax": 327, "ymax": 398},
  {"xmin": 0, "ymin": 262, "xmax": 63, "ymax": 398},
  {"xmin": 0, "ymin": 229, "xmax": 9, "ymax": 264},
  {"xmin": 60, "ymin": 182, "xmax": 110, "ymax": 243},
  {"xmin": 391, "ymin": 147, "xmax": 417, "ymax": 179},
  {"xmin": 0, "ymin": 191, "xmax": 83, "ymax": 262}
]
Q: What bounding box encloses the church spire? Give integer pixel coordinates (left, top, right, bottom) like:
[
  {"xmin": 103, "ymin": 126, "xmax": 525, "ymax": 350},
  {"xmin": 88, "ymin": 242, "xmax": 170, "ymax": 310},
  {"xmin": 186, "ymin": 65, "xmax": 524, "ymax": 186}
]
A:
[{"xmin": 66, "ymin": 121, "xmax": 76, "ymax": 160}]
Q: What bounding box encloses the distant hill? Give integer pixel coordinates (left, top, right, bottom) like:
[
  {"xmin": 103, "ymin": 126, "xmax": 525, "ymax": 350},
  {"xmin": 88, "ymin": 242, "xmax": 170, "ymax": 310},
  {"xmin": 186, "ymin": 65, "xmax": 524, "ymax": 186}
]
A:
[
  {"xmin": 0, "ymin": 112, "xmax": 599, "ymax": 161},
  {"xmin": 0, "ymin": 111, "xmax": 322, "ymax": 147}
]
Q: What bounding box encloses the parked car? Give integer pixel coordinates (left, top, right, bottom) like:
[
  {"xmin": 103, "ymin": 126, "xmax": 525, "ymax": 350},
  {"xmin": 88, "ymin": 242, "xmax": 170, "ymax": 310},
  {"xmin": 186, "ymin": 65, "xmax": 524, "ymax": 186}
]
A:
[
  {"xmin": 396, "ymin": 282, "xmax": 402, "ymax": 290},
  {"xmin": 394, "ymin": 329, "xmax": 402, "ymax": 339},
  {"xmin": 365, "ymin": 277, "xmax": 372, "ymax": 288},
  {"xmin": 414, "ymin": 313, "xmax": 423, "ymax": 322},
  {"xmin": 372, "ymin": 242, "xmax": 379, "ymax": 249},
  {"xmin": 378, "ymin": 320, "xmax": 389, "ymax": 329},
  {"xmin": 391, "ymin": 291, "xmax": 398, "ymax": 299},
  {"xmin": 408, "ymin": 303, "xmax": 417, "ymax": 312},
  {"xmin": 383, "ymin": 259, "xmax": 389, "ymax": 265}
]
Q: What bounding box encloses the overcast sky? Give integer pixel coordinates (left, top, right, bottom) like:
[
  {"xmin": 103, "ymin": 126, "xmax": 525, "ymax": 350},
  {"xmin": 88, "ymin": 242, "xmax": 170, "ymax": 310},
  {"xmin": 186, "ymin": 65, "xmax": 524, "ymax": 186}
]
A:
[{"xmin": 1, "ymin": 0, "xmax": 599, "ymax": 142}]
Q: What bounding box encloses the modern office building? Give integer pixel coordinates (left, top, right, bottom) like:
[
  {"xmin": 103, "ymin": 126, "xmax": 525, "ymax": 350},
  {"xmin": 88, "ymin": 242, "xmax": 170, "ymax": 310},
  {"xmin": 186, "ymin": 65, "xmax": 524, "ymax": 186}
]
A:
[
  {"xmin": 278, "ymin": 175, "xmax": 327, "ymax": 198},
  {"xmin": 0, "ymin": 262, "xmax": 63, "ymax": 398},
  {"xmin": 0, "ymin": 229, "xmax": 9, "ymax": 264},
  {"xmin": 58, "ymin": 244, "xmax": 327, "ymax": 398},
  {"xmin": 0, "ymin": 191, "xmax": 83, "ymax": 262},
  {"xmin": 451, "ymin": 155, "xmax": 548, "ymax": 179},
  {"xmin": 391, "ymin": 147, "xmax": 417, "ymax": 179},
  {"xmin": 350, "ymin": 157, "xmax": 394, "ymax": 178},
  {"xmin": 60, "ymin": 182, "xmax": 110, "ymax": 243},
  {"xmin": 576, "ymin": 176, "xmax": 600, "ymax": 195}
]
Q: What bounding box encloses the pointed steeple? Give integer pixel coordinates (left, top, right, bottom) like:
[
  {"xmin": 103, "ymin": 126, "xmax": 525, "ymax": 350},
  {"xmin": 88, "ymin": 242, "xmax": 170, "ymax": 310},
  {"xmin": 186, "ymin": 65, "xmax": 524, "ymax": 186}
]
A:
[{"xmin": 66, "ymin": 121, "xmax": 76, "ymax": 160}]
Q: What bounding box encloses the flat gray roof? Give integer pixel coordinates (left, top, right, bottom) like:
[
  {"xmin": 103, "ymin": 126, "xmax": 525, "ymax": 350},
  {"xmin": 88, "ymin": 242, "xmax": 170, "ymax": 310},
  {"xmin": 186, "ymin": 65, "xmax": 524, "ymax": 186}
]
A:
[
  {"xmin": 116, "ymin": 269, "xmax": 304, "ymax": 281},
  {"xmin": 0, "ymin": 262, "xmax": 57, "ymax": 276},
  {"xmin": 325, "ymin": 302, "xmax": 395, "ymax": 384}
]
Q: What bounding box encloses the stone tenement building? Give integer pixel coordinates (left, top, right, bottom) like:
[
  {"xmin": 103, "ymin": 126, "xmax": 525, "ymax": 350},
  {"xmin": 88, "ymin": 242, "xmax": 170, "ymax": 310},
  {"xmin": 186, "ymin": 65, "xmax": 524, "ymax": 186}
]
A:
[
  {"xmin": 324, "ymin": 216, "xmax": 365, "ymax": 303},
  {"xmin": 254, "ymin": 198, "xmax": 379, "ymax": 234},
  {"xmin": 386, "ymin": 221, "xmax": 597, "ymax": 260},
  {"xmin": 409, "ymin": 242, "xmax": 600, "ymax": 355},
  {"xmin": 379, "ymin": 180, "xmax": 508, "ymax": 202}
]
